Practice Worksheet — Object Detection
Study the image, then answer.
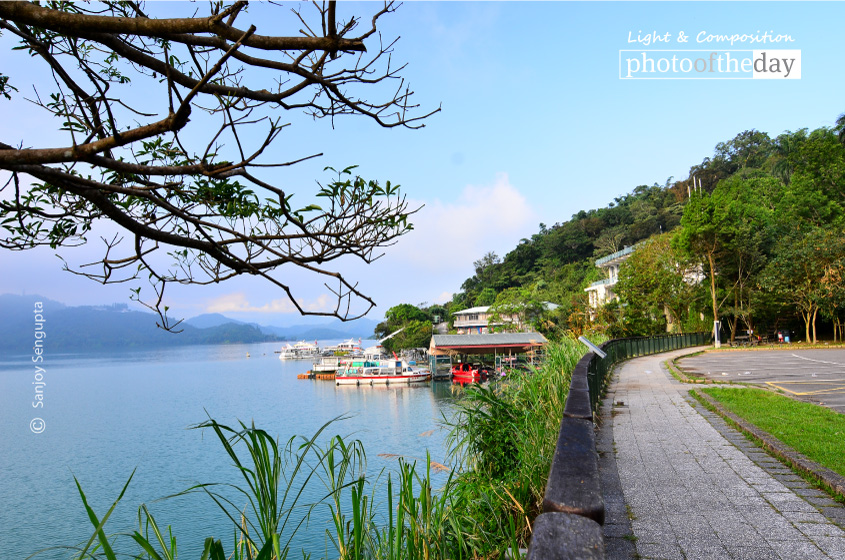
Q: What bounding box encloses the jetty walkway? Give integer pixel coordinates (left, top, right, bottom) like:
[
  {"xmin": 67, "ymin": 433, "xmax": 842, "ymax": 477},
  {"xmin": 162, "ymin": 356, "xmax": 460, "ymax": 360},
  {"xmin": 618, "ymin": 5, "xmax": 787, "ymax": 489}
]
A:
[{"xmin": 600, "ymin": 349, "xmax": 845, "ymax": 560}]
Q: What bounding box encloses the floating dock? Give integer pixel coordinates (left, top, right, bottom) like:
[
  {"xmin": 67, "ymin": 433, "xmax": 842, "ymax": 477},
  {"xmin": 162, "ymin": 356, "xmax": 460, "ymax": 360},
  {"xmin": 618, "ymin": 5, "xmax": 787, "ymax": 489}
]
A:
[{"xmin": 297, "ymin": 371, "xmax": 335, "ymax": 380}]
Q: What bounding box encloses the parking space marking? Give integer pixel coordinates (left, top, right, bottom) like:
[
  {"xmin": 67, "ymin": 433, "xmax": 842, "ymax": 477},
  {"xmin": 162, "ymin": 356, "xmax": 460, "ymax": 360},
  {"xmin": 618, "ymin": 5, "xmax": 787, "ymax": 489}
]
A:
[
  {"xmin": 765, "ymin": 380, "xmax": 845, "ymax": 396},
  {"xmin": 791, "ymin": 353, "xmax": 845, "ymax": 366}
]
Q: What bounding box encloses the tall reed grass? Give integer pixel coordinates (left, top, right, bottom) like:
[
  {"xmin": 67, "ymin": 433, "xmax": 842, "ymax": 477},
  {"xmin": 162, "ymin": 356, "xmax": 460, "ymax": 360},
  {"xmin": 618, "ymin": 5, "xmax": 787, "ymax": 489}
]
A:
[
  {"xmin": 37, "ymin": 416, "xmax": 468, "ymax": 560},
  {"xmin": 40, "ymin": 336, "xmax": 591, "ymax": 560},
  {"xmin": 444, "ymin": 335, "xmax": 592, "ymax": 556}
]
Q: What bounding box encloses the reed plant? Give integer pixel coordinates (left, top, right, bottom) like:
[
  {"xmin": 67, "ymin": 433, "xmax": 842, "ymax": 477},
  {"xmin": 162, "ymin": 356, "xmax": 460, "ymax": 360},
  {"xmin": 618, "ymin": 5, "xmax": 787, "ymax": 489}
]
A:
[
  {"xmin": 37, "ymin": 415, "xmax": 469, "ymax": 560},
  {"xmin": 444, "ymin": 335, "xmax": 593, "ymax": 557}
]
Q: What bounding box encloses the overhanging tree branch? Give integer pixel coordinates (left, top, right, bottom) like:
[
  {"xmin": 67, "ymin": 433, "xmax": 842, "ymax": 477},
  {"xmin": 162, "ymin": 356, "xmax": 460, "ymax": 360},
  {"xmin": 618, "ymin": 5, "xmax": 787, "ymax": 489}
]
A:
[{"xmin": 0, "ymin": 1, "xmax": 437, "ymax": 328}]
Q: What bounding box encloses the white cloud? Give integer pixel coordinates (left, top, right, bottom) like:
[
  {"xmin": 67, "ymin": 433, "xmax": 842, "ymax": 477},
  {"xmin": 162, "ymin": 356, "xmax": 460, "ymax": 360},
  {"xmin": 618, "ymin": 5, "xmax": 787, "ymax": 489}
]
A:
[
  {"xmin": 205, "ymin": 292, "xmax": 331, "ymax": 314},
  {"xmin": 434, "ymin": 291, "xmax": 453, "ymax": 304},
  {"xmin": 394, "ymin": 172, "xmax": 535, "ymax": 271}
]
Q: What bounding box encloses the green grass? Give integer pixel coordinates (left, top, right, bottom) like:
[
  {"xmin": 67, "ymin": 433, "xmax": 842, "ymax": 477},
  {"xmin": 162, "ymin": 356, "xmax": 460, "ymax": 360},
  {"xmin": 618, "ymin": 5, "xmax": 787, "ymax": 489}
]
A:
[{"xmin": 701, "ymin": 387, "xmax": 845, "ymax": 478}]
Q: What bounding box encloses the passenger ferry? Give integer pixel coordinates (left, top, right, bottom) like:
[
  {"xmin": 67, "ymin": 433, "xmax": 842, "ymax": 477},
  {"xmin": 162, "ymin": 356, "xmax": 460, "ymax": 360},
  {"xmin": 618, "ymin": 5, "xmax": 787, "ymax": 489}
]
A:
[{"xmin": 335, "ymin": 359, "xmax": 431, "ymax": 386}]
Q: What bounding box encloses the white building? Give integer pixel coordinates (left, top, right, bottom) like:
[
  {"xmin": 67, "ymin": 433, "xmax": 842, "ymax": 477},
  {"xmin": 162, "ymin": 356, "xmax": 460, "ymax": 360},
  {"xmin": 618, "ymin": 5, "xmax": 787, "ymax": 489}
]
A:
[
  {"xmin": 584, "ymin": 245, "xmax": 635, "ymax": 314},
  {"xmin": 452, "ymin": 306, "xmax": 498, "ymax": 334},
  {"xmin": 453, "ymin": 302, "xmax": 560, "ymax": 334}
]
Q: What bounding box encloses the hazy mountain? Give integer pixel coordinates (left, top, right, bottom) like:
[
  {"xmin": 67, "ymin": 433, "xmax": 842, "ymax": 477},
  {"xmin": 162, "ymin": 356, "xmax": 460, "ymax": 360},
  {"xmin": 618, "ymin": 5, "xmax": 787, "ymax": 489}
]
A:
[
  {"xmin": 0, "ymin": 294, "xmax": 379, "ymax": 353},
  {"xmin": 0, "ymin": 295, "xmax": 276, "ymax": 352},
  {"xmin": 184, "ymin": 313, "xmax": 247, "ymax": 329},
  {"xmin": 258, "ymin": 318, "xmax": 379, "ymax": 340}
]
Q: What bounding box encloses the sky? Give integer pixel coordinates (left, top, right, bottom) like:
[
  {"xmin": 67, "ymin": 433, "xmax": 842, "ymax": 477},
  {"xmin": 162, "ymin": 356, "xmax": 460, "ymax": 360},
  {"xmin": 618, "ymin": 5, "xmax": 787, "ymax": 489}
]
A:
[{"xmin": 1, "ymin": 1, "xmax": 844, "ymax": 326}]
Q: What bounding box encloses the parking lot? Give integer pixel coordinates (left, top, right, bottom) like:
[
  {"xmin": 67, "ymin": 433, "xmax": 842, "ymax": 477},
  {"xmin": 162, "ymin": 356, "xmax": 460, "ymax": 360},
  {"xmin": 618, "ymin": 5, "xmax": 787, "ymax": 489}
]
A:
[{"xmin": 677, "ymin": 348, "xmax": 845, "ymax": 413}]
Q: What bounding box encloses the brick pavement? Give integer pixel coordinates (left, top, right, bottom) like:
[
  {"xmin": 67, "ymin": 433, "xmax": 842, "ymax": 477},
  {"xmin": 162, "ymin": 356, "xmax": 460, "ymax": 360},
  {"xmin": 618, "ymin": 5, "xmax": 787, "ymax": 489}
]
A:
[{"xmin": 602, "ymin": 349, "xmax": 845, "ymax": 560}]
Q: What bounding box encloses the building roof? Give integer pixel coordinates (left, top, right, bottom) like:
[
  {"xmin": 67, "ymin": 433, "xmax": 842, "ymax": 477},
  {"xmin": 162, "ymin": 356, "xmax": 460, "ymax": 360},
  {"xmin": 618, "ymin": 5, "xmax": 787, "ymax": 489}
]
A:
[
  {"xmin": 430, "ymin": 332, "xmax": 548, "ymax": 355},
  {"xmin": 594, "ymin": 245, "xmax": 635, "ymax": 267},
  {"xmin": 452, "ymin": 306, "xmax": 491, "ymax": 315},
  {"xmin": 586, "ymin": 278, "xmax": 613, "ymax": 289}
]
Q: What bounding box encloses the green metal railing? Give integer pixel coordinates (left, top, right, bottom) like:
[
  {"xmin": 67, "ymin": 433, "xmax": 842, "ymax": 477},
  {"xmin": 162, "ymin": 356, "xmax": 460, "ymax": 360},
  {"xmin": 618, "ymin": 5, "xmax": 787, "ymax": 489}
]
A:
[{"xmin": 586, "ymin": 332, "xmax": 710, "ymax": 411}]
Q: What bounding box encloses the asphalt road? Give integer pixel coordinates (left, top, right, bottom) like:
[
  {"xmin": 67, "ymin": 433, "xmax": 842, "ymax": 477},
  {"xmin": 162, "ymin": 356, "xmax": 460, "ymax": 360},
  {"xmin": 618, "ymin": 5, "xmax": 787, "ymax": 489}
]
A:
[{"xmin": 677, "ymin": 348, "xmax": 845, "ymax": 413}]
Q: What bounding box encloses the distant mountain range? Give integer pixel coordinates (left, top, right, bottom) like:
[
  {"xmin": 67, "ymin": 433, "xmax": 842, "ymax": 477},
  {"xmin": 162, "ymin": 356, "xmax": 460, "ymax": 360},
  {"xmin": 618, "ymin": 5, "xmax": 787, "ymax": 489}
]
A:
[
  {"xmin": 0, "ymin": 294, "xmax": 379, "ymax": 353},
  {"xmin": 184, "ymin": 312, "xmax": 379, "ymax": 341}
]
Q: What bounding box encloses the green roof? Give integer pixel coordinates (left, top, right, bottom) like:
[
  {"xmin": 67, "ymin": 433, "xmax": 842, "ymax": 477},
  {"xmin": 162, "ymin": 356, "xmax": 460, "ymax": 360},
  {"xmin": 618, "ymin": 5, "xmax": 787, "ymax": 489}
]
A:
[{"xmin": 594, "ymin": 245, "xmax": 635, "ymax": 267}]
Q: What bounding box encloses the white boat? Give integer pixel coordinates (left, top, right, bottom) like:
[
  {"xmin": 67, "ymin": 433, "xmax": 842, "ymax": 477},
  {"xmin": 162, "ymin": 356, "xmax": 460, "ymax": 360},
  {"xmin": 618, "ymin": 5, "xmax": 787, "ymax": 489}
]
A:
[
  {"xmin": 327, "ymin": 338, "xmax": 362, "ymax": 355},
  {"xmin": 278, "ymin": 344, "xmax": 298, "ymax": 360},
  {"xmin": 292, "ymin": 340, "xmax": 320, "ymax": 358},
  {"xmin": 335, "ymin": 359, "xmax": 431, "ymax": 386},
  {"xmin": 312, "ymin": 355, "xmax": 346, "ymax": 373}
]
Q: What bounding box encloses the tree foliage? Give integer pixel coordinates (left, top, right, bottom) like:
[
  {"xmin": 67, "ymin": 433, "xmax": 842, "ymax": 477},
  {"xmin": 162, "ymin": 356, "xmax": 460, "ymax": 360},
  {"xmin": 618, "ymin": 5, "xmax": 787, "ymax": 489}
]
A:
[
  {"xmin": 615, "ymin": 233, "xmax": 702, "ymax": 336},
  {"xmin": 761, "ymin": 227, "xmax": 845, "ymax": 343},
  {"xmin": 374, "ymin": 302, "xmax": 434, "ymax": 352},
  {"xmin": 487, "ymin": 286, "xmax": 545, "ymax": 333},
  {"xmin": 451, "ymin": 118, "xmax": 845, "ymax": 342},
  {"xmin": 0, "ymin": 1, "xmax": 437, "ymax": 329}
]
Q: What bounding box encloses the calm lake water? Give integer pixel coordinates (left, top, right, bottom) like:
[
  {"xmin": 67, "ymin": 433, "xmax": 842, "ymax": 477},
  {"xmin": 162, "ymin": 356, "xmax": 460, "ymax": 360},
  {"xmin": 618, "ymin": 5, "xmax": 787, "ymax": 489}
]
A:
[{"xmin": 0, "ymin": 341, "xmax": 458, "ymax": 559}]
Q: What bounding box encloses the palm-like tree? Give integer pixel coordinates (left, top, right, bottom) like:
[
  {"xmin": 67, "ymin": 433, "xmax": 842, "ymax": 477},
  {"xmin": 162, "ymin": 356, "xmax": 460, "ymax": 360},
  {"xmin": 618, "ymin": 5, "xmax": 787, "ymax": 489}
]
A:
[
  {"xmin": 836, "ymin": 113, "xmax": 845, "ymax": 146},
  {"xmin": 771, "ymin": 129, "xmax": 808, "ymax": 185}
]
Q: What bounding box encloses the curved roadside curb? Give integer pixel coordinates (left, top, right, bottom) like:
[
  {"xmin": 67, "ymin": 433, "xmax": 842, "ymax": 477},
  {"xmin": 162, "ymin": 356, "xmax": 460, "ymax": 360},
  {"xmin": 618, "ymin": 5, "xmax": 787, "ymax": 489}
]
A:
[
  {"xmin": 665, "ymin": 356, "xmax": 706, "ymax": 384},
  {"xmin": 691, "ymin": 388, "xmax": 845, "ymax": 501}
]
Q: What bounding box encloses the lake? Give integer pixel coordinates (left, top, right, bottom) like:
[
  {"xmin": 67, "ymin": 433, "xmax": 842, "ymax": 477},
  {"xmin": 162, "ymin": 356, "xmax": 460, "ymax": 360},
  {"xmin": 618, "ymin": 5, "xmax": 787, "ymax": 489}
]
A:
[{"xmin": 0, "ymin": 341, "xmax": 458, "ymax": 559}]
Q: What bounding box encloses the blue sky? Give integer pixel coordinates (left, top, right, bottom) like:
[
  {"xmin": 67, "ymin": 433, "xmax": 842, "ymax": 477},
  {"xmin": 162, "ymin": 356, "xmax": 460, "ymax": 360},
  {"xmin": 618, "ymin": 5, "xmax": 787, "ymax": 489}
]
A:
[{"xmin": 1, "ymin": 2, "xmax": 843, "ymax": 326}]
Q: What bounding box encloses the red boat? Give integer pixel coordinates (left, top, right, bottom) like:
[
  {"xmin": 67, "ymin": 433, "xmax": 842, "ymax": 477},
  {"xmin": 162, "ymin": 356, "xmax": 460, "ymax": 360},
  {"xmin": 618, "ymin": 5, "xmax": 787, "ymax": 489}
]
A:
[{"xmin": 451, "ymin": 362, "xmax": 482, "ymax": 380}]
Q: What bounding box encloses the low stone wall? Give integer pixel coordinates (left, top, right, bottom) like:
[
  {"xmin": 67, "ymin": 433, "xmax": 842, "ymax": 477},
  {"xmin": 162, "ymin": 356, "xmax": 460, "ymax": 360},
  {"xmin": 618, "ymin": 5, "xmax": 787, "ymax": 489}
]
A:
[{"xmin": 526, "ymin": 333, "xmax": 710, "ymax": 559}]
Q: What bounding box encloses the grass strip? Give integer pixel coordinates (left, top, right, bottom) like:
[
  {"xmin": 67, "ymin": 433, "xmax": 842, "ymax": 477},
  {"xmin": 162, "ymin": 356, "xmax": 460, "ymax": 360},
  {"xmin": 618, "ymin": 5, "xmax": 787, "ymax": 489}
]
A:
[
  {"xmin": 664, "ymin": 357, "xmax": 705, "ymax": 384},
  {"xmin": 693, "ymin": 387, "xmax": 845, "ymax": 499}
]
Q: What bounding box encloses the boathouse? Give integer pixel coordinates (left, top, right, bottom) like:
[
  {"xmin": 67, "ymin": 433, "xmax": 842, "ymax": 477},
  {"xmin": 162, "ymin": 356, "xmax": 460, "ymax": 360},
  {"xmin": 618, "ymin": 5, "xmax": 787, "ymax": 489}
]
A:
[{"xmin": 428, "ymin": 332, "xmax": 548, "ymax": 376}]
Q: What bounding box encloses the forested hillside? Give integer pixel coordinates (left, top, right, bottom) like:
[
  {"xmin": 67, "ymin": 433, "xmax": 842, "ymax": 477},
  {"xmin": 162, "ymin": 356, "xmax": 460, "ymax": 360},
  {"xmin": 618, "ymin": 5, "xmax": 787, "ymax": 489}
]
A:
[{"xmin": 446, "ymin": 118, "xmax": 845, "ymax": 342}]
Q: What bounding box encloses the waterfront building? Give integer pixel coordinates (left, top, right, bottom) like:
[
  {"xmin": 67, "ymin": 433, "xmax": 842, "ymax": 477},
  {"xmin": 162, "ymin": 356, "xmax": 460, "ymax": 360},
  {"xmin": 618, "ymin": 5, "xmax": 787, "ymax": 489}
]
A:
[
  {"xmin": 452, "ymin": 303, "xmax": 559, "ymax": 334},
  {"xmin": 429, "ymin": 332, "xmax": 549, "ymax": 375},
  {"xmin": 452, "ymin": 306, "xmax": 499, "ymax": 334},
  {"xmin": 584, "ymin": 245, "xmax": 635, "ymax": 317}
]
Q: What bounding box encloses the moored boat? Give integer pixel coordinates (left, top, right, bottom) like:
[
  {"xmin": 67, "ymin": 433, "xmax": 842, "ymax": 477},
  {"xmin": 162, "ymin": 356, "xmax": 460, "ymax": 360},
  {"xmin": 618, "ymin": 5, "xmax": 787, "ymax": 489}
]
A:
[
  {"xmin": 292, "ymin": 340, "xmax": 320, "ymax": 358},
  {"xmin": 312, "ymin": 355, "xmax": 346, "ymax": 373},
  {"xmin": 335, "ymin": 359, "xmax": 431, "ymax": 386},
  {"xmin": 451, "ymin": 362, "xmax": 482, "ymax": 381},
  {"xmin": 325, "ymin": 338, "xmax": 362, "ymax": 356},
  {"xmin": 278, "ymin": 344, "xmax": 298, "ymax": 360}
]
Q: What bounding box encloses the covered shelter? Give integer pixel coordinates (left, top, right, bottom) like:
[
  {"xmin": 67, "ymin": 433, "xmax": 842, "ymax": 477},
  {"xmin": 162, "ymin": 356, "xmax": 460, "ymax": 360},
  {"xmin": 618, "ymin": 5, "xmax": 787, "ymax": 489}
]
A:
[{"xmin": 429, "ymin": 332, "xmax": 549, "ymax": 376}]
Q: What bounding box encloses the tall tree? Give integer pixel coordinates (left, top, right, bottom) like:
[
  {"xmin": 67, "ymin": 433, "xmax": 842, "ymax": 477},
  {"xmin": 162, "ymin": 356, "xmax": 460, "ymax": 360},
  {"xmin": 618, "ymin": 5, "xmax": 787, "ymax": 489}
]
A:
[
  {"xmin": 673, "ymin": 191, "xmax": 723, "ymax": 344},
  {"xmin": 615, "ymin": 233, "xmax": 701, "ymax": 336},
  {"xmin": 0, "ymin": 1, "xmax": 437, "ymax": 328},
  {"xmin": 488, "ymin": 285, "xmax": 545, "ymax": 333},
  {"xmin": 761, "ymin": 227, "xmax": 845, "ymax": 343},
  {"xmin": 374, "ymin": 303, "xmax": 432, "ymax": 352},
  {"xmin": 709, "ymin": 174, "xmax": 777, "ymax": 342}
]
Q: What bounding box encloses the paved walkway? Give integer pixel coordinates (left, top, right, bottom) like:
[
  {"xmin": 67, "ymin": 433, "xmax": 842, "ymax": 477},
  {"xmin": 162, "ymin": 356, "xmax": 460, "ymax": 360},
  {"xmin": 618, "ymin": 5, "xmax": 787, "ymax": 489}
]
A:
[{"xmin": 602, "ymin": 348, "xmax": 845, "ymax": 560}]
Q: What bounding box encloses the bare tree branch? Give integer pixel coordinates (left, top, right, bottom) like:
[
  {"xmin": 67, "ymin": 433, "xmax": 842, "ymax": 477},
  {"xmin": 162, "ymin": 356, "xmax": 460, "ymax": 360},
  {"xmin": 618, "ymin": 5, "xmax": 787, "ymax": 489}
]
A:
[{"xmin": 0, "ymin": 1, "xmax": 436, "ymax": 329}]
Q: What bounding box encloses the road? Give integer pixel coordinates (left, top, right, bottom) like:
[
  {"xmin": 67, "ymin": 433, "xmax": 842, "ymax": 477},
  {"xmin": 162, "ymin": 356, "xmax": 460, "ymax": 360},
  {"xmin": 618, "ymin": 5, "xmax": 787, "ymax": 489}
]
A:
[{"xmin": 677, "ymin": 349, "xmax": 845, "ymax": 413}]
